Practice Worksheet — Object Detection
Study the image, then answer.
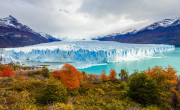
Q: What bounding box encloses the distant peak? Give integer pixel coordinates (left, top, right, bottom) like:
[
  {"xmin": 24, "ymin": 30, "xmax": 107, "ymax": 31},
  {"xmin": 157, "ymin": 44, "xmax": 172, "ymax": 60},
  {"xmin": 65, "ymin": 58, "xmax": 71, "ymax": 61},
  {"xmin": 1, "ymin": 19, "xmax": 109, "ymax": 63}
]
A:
[
  {"xmin": 3, "ymin": 15, "xmax": 16, "ymax": 20},
  {"xmin": 140, "ymin": 16, "xmax": 180, "ymax": 31},
  {"xmin": 8, "ymin": 15, "xmax": 14, "ymax": 18},
  {"xmin": 7, "ymin": 15, "xmax": 18, "ymax": 21}
]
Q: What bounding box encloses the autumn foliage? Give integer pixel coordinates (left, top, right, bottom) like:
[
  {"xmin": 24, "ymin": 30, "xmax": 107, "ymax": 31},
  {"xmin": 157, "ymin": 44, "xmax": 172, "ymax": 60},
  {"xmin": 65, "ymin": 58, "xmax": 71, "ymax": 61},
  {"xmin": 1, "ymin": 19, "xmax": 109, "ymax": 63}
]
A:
[
  {"xmin": 52, "ymin": 71, "xmax": 61, "ymax": 80},
  {"xmin": 18, "ymin": 75, "xmax": 27, "ymax": 80},
  {"xmin": 81, "ymin": 71, "xmax": 88, "ymax": 81},
  {"xmin": 146, "ymin": 66, "xmax": 178, "ymax": 86},
  {"xmin": 145, "ymin": 66, "xmax": 179, "ymax": 105},
  {"xmin": 100, "ymin": 70, "xmax": 108, "ymax": 82},
  {"xmin": 108, "ymin": 69, "xmax": 117, "ymax": 81},
  {"xmin": 0, "ymin": 65, "xmax": 15, "ymax": 78},
  {"xmin": 52, "ymin": 64, "xmax": 83, "ymax": 90}
]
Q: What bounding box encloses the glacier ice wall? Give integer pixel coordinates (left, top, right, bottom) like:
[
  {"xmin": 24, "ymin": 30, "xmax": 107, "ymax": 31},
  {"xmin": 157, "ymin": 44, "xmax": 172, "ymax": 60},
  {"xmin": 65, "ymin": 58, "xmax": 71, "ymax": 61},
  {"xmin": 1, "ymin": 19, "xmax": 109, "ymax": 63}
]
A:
[{"xmin": 2, "ymin": 41, "xmax": 175, "ymax": 67}]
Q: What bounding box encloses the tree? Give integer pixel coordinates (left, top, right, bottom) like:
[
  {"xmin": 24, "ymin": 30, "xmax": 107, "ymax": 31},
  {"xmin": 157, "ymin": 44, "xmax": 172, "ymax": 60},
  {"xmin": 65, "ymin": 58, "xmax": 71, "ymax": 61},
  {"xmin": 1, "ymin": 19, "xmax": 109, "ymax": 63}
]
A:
[
  {"xmin": 108, "ymin": 69, "xmax": 117, "ymax": 81},
  {"xmin": 145, "ymin": 66, "xmax": 179, "ymax": 107},
  {"xmin": 119, "ymin": 69, "xmax": 129, "ymax": 82},
  {"xmin": 100, "ymin": 70, "xmax": 108, "ymax": 82},
  {"xmin": 128, "ymin": 72, "xmax": 160, "ymax": 106},
  {"xmin": 52, "ymin": 64, "xmax": 82, "ymax": 90}
]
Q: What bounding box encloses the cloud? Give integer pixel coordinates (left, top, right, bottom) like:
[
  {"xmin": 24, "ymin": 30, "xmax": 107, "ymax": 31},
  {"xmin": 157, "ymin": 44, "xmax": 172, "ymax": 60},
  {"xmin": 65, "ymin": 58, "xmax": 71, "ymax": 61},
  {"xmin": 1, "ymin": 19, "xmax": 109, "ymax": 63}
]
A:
[
  {"xmin": 0, "ymin": 0, "xmax": 180, "ymax": 39},
  {"xmin": 79, "ymin": 0, "xmax": 180, "ymax": 20}
]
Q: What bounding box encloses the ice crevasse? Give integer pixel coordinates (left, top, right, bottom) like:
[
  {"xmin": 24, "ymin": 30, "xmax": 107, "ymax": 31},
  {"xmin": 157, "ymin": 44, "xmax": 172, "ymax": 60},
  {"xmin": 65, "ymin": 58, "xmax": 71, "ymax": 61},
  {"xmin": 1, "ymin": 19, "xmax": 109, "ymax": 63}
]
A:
[{"xmin": 1, "ymin": 41, "xmax": 175, "ymax": 65}]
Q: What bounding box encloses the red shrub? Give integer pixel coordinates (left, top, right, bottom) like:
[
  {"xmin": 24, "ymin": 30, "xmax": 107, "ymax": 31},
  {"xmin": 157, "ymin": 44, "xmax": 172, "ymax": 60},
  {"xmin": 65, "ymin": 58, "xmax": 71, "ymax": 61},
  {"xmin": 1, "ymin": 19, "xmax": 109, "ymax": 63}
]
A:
[
  {"xmin": 0, "ymin": 65, "xmax": 15, "ymax": 78},
  {"xmin": 52, "ymin": 70, "xmax": 61, "ymax": 80}
]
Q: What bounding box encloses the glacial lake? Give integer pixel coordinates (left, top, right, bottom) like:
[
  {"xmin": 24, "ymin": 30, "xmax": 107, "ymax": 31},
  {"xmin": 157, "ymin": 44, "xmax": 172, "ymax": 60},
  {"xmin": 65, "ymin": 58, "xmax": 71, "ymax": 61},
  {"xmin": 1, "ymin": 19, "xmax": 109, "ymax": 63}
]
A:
[{"xmin": 79, "ymin": 47, "xmax": 180, "ymax": 75}]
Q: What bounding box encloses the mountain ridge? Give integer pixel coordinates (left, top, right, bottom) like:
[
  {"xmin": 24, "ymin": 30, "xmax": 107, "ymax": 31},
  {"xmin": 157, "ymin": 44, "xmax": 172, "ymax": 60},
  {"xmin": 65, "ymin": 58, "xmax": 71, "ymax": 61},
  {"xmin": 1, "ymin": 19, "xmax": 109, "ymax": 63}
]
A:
[
  {"xmin": 0, "ymin": 15, "xmax": 60, "ymax": 48},
  {"xmin": 94, "ymin": 17, "xmax": 180, "ymax": 47}
]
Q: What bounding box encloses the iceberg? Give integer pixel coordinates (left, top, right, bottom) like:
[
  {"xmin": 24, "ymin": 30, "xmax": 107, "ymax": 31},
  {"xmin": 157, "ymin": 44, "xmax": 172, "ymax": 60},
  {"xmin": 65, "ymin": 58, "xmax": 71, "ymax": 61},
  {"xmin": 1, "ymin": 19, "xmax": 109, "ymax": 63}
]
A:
[{"xmin": 1, "ymin": 41, "xmax": 175, "ymax": 68}]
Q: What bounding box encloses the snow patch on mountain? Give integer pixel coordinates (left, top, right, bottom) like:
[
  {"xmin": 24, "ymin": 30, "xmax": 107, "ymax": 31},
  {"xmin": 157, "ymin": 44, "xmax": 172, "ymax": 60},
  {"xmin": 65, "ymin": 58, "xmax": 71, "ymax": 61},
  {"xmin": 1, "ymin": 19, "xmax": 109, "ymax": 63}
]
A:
[
  {"xmin": 39, "ymin": 32, "xmax": 53, "ymax": 39},
  {"xmin": 94, "ymin": 16, "xmax": 180, "ymax": 40},
  {"xmin": 0, "ymin": 15, "xmax": 36, "ymax": 34},
  {"xmin": 39, "ymin": 32, "xmax": 60, "ymax": 41},
  {"xmin": 141, "ymin": 17, "xmax": 180, "ymax": 31}
]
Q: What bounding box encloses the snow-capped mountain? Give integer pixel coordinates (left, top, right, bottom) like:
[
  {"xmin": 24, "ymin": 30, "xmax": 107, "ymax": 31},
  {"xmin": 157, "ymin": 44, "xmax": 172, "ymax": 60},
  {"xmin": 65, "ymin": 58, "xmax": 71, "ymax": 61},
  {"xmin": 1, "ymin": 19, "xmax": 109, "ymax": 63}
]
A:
[
  {"xmin": 121, "ymin": 28, "xmax": 138, "ymax": 34},
  {"xmin": 100, "ymin": 28, "xmax": 138, "ymax": 39},
  {"xmin": 141, "ymin": 17, "xmax": 180, "ymax": 31},
  {"xmin": 39, "ymin": 32, "xmax": 60, "ymax": 42},
  {"xmin": 0, "ymin": 15, "xmax": 60, "ymax": 48},
  {"xmin": 95, "ymin": 17, "xmax": 180, "ymax": 47},
  {"xmin": 0, "ymin": 15, "xmax": 37, "ymax": 34}
]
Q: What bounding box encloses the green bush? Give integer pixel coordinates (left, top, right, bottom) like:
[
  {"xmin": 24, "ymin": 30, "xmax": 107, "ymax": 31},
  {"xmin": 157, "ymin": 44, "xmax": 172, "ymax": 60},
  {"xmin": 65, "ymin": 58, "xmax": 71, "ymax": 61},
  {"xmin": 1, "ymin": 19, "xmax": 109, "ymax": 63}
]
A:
[
  {"xmin": 27, "ymin": 70, "xmax": 42, "ymax": 77},
  {"xmin": 40, "ymin": 78, "xmax": 68, "ymax": 104},
  {"xmin": 0, "ymin": 77, "xmax": 16, "ymax": 88},
  {"xmin": 128, "ymin": 72, "xmax": 160, "ymax": 106},
  {"xmin": 79, "ymin": 81, "xmax": 94, "ymax": 93},
  {"xmin": 6, "ymin": 90, "xmax": 37, "ymax": 110},
  {"xmin": 11, "ymin": 79, "xmax": 44, "ymax": 92},
  {"xmin": 41, "ymin": 66, "xmax": 50, "ymax": 78},
  {"xmin": 69, "ymin": 88, "xmax": 79, "ymax": 96},
  {"xmin": 119, "ymin": 81, "xmax": 127, "ymax": 90},
  {"xmin": 106, "ymin": 99, "xmax": 131, "ymax": 110},
  {"xmin": 142, "ymin": 105, "xmax": 160, "ymax": 110},
  {"xmin": 50, "ymin": 103, "xmax": 74, "ymax": 110}
]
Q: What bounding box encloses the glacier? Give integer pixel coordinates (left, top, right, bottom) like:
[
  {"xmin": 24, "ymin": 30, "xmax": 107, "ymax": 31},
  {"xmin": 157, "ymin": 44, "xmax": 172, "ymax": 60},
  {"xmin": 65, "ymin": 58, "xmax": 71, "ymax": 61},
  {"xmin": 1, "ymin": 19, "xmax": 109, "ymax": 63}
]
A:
[{"xmin": 1, "ymin": 41, "xmax": 175, "ymax": 69}]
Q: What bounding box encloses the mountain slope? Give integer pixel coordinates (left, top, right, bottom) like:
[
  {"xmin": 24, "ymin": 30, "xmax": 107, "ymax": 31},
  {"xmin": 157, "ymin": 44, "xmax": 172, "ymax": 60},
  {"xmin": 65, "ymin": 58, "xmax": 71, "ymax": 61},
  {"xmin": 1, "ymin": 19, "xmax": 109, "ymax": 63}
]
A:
[
  {"xmin": 0, "ymin": 15, "xmax": 60, "ymax": 48},
  {"xmin": 39, "ymin": 32, "xmax": 60, "ymax": 42},
  {"xmin": 95, "ymin": 17, "xmax": 180, "ymax": 47}
]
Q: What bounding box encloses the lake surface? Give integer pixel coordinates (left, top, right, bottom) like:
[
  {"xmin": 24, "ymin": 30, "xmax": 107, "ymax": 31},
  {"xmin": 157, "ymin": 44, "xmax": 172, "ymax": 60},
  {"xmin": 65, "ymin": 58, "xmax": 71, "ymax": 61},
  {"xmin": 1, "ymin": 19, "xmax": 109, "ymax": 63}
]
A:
[{"xmin": 78, "ymin": 47, "xmax": 180, "ymax": 75}]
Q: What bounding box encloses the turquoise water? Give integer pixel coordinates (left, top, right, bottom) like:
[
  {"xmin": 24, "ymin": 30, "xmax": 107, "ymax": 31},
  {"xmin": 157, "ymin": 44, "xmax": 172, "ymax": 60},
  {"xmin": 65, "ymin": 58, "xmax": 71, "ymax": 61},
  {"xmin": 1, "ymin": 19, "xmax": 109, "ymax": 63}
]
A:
[{"xmin": 78, "ymin": 47, "xmax": 180, "ymax": 75}]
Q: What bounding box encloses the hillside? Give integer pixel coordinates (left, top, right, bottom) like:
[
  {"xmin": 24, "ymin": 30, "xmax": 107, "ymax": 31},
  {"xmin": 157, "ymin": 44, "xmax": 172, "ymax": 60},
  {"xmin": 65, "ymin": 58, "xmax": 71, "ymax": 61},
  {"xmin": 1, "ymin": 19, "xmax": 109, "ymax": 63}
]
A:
[
  {"xmin": 0, "ymin": 15, "xmax": 60, "ymax": 48},
  {"xmin": 0, "ymin": 64, "xmax": 179, "ymax": 109},
  {"xmin": 95, "ymin": 17, "xmax": 180, "ymax": 47}
]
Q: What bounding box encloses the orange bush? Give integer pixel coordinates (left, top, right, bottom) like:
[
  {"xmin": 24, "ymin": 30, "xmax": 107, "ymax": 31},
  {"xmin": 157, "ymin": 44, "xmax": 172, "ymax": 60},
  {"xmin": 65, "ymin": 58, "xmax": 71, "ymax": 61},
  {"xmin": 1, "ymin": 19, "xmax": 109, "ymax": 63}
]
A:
[
  {"xmin": 52, "ymin": 64, "xmax": 82, "ymax": 90},
  {"xmin": 146, "ymin": 66, "xmax": 177, "ymax": 87},
  {"xmin": 52, "ymin": 70, "xmax": 61, "ymax": 80},
  {"xmin": 0, "ymin": 65, "xmax": 15, "ymax": 78},
  {"xmin": 100, "ymin": 70, "xmax": 108, "ymax": 82},
  {"xmin": 145, "ymin": 66, "xmax": 179, "ymax": 103},
  {"xmin": 79, "ymin": 72, "xmax": 83, "ymax": 82},
  {"xmin": 108, "ymin": 68, "xmax": 117, "ymax": 81},
  {"xmin": 18, "ymin": 75, "xmax": 27, "ymax": 80},
  {"xmin": 81, "ymin": 71, "xmax": 88, "ymax": 81}
]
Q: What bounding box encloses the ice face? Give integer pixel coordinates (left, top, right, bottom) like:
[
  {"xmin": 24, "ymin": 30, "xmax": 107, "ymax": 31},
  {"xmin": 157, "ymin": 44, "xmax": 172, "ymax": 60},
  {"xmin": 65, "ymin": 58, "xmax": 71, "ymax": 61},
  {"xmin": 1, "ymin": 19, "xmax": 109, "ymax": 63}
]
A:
[{"xmin": 2, "ymin": 41, "xmax": 175, "ymax": 68}]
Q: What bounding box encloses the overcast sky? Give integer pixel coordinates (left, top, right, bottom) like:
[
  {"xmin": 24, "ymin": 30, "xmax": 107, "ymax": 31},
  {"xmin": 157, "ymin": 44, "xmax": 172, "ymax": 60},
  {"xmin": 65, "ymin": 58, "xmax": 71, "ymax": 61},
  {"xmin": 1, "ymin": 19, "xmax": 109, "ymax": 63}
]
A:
[{"xmin": 0, "ymin": 0, "xmax": 180, "ymax": 39}]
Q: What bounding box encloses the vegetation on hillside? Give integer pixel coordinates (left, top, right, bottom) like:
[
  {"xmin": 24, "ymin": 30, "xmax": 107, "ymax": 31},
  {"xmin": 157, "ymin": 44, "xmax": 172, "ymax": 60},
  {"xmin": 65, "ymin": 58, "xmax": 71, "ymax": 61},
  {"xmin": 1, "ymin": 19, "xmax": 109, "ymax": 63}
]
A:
[{"xmin": 0, "ymin": 64, "xmax": 179, "ymax": 110}]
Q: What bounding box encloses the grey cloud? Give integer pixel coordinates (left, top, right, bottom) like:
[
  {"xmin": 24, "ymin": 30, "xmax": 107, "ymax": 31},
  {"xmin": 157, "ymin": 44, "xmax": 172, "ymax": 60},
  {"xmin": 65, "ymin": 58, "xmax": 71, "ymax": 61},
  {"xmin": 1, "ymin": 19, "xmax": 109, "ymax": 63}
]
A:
[
  {"xmin": 79, "ymin": 0, "xmax": 180, "ymax": 20},
  {"xmin": 0, "ymin": 0, "xmax": 180, "ymax": 39}
]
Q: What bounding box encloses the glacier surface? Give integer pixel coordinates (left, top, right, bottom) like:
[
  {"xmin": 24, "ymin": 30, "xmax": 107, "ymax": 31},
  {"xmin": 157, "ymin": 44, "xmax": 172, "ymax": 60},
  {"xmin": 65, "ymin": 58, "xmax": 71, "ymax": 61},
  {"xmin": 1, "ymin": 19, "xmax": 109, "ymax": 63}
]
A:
[{"xmin": 1, "ymin": 41, "xmax": 175, "ymax": 68}]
